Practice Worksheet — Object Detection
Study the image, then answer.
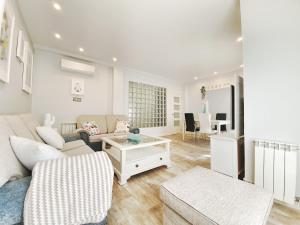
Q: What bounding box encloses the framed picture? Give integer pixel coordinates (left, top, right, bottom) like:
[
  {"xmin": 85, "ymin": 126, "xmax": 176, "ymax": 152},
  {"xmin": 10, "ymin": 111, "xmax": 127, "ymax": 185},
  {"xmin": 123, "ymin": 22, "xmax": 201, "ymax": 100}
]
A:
[
  {"xmin": 0, "ymin": 1, "xmax": 15, "ymax": 83},
  {"xmin": 22, "ymin": 41, "xmax": 33, "ymax": 94},
  {"xmin": 71, "ymin": 79, "xmax": 84, "ymax": 95},
  {"xmin": 16, "ymin": 30, "xmax": 24, "ymax": 62}
]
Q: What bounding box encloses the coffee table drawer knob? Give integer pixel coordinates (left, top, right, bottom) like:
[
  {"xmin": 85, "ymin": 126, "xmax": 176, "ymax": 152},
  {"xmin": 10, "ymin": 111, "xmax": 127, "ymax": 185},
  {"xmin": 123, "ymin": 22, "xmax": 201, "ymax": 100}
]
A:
[{"xmin": 136, "ymin": 164, "xmax": 139, "ymax": 168}]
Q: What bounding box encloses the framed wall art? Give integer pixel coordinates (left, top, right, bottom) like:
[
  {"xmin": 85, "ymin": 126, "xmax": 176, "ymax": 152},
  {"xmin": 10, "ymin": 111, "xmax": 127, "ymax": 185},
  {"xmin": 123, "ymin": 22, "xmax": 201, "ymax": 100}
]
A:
[
  {"xmin": 16, "ymin": 30, "xmax": 24, "ymax": 62},
  {"xmin": 71, "ymin": 79, "xmax": 85, "ymax": 96},
  {"xmin": 0, "ymin": 1, "xmax": 15, "ymax": 83},
  {"xmin": 22, "ymin": 41, "xmax": 33, "ymax": 94}
]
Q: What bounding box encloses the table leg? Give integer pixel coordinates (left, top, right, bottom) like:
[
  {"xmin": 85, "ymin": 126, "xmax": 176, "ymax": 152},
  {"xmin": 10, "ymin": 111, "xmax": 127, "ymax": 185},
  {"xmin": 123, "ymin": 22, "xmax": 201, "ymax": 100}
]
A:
[
  {"xmin": 217, "ymin": 124, "xmax": 221, "ymax": 134},
  {"xmin": 102, "ymin": 141, "xmax": 106, "ymax": 150},
  {"xmin": 119, "ymin": 150, "xmax": 127, "ymax": 184},
  {"xmin": 165, "ymin": 142, "xmax": 171, "ymax": 168},
  {"xmin": 118, "ymin": 174, "xmax": 128, "ymax": 185}
]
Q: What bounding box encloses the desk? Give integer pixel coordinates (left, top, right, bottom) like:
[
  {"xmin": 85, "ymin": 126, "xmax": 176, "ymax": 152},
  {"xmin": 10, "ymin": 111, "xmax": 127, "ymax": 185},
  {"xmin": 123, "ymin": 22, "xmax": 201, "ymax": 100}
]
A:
[{"xmin": 211, "ymin": 120, "xmax": 231, "ymax": 134}]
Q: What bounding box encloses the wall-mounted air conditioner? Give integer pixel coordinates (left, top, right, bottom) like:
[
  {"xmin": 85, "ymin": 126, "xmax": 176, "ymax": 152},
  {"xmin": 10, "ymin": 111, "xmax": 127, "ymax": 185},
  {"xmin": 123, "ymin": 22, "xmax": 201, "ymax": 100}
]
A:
[{"xmin": 61, "ymin": 58, "xmax": 96, "ymax": 75}]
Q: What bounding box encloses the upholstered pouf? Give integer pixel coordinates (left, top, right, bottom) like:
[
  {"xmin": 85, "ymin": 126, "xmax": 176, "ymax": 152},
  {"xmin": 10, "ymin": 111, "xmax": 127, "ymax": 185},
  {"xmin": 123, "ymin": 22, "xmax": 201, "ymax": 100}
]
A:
[{"xmin": 160, "ymin": 167, "xmax": 273, "ymax": 225}]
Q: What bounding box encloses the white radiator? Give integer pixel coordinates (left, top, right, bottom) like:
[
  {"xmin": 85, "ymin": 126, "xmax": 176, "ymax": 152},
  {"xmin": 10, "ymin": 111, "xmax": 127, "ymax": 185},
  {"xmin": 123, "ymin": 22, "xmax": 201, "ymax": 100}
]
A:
[{"xmin": 255, "ymin": 140, "xmax": 299, "ymax": 204}]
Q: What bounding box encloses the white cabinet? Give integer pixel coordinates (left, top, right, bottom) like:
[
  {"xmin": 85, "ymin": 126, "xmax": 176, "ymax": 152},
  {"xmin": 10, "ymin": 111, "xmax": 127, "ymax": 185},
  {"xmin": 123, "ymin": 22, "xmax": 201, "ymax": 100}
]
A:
[{"xmin": 210, "ymin": 134, "xmax": 244, "ymax": 179}]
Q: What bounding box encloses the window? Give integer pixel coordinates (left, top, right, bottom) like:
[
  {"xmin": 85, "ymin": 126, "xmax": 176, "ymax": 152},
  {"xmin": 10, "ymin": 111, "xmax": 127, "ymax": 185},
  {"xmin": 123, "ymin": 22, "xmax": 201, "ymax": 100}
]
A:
[{"xmin": 128, "ymin": 81, "xmax": 167, "ymax": 128}]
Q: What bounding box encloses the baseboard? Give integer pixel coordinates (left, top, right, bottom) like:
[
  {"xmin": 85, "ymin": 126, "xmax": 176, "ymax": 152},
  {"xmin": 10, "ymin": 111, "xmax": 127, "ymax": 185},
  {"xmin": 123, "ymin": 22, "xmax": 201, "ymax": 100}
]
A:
[
  {"xmin": 243, "ymin": 178, "xmax": 254, "ymax": 184},
  {"xmin": 274, "ymin": 199, "xmax": 300, "ymax": 211}
]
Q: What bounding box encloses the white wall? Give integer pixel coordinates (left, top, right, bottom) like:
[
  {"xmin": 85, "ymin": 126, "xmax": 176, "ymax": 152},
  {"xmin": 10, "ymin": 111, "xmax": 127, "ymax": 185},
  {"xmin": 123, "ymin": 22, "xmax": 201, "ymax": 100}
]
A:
[
  {"xmin": 0, "ymin": 0, "xmax": 33, "ymax": 114},
  {"xmin": 123, "ymin": 69, "xmax": 185, "ymax": 136},
  {"xmin": 32, "ymin": 49, "xmax": 184, "ymax": 137},
  {"xmin": 206, "ymin": 87, "xmax": 232, "ymax": 122},
  {"xmin": 185, "ymin": 70, "xmax": 241, "ymax": 115},
  {"xmin": 112, "ymin": 67, "xmax": 124, "ymax": 115},
  {"xmin": 32, "ymin": 49, "xmax": 113, "ymax": 126},
  {"xmin": 240, "ymin": 0, "xmax": 300, "ymax": 196}
]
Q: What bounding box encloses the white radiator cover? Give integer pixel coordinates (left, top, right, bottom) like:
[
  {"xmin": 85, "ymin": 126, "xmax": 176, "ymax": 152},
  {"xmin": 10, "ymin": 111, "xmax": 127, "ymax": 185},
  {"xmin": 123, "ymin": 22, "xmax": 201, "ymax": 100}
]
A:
[{"xmin": 255, "ymin": 140, "xmax": 299, "ymax": 204}]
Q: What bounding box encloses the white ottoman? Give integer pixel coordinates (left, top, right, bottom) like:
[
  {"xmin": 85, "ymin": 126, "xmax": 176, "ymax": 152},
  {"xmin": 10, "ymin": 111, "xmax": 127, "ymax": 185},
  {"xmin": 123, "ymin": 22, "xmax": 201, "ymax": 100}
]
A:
[{"xmin": 160, "ymin": 167, "xmax": 273, "ymax": 225}]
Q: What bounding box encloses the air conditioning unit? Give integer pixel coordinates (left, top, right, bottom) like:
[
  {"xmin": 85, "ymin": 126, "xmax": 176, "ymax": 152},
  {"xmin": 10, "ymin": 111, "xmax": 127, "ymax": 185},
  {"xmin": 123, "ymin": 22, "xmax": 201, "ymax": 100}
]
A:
[{"xmin": 61, "ymin": 58, "xmax": 96, "ymax": 75}]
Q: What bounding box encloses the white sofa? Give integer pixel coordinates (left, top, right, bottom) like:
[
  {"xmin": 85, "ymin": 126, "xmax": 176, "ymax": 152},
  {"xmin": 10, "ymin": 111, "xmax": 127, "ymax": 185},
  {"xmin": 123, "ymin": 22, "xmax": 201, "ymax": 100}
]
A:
[{"xmin": 0, "ymin": 114, "xmax": 110, "ymax": 225}]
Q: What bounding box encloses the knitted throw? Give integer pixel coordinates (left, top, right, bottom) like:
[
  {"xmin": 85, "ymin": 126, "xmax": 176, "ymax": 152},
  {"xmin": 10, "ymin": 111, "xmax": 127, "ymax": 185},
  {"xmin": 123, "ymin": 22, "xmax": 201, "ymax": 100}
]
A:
[{"xmin": 24, "ymin": 152, "xmax": 114, "ymax": 225}]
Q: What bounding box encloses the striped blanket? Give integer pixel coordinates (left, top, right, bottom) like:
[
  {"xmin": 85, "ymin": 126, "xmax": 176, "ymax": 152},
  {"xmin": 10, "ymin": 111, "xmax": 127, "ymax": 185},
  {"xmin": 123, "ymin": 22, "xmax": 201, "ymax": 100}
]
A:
[{"xmin": 24, "ymin": 152, "xmax": 114, "ymax": 225}]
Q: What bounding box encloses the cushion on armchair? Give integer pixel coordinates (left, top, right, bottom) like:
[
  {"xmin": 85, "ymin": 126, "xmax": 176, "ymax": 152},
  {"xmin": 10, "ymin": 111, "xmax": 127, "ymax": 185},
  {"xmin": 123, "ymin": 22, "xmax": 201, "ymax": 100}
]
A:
[{"xmin": 0, "ymin": 177, "xmax": 31, "ymax": 225}]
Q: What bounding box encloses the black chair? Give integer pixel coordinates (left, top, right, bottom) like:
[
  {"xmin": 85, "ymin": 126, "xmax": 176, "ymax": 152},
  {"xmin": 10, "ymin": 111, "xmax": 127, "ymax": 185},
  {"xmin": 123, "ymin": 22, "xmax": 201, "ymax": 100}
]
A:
[
  {"xmin": 215, "ymin": 113, "xmax": 227, "ymax": 132},
  {"xmin": 183, "ymin": 113, "xmax": 200, "ymax": 140}
]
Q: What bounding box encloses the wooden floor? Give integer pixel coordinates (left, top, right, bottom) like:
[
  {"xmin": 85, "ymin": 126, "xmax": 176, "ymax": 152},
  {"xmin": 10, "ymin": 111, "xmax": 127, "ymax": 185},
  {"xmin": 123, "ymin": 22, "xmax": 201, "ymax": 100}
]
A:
[{"xmin": 107, "ymin": 134, "xmax": 300, "ymax": 225}]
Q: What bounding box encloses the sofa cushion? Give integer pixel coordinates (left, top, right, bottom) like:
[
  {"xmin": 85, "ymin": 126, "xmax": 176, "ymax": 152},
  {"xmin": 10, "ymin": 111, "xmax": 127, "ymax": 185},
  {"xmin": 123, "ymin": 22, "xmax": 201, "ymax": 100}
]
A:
[
  {"xmin": 77, "ymin": 115, "xmax": 108, "ymax": 133},
  {"xmin": 4, "ymin": 115, "xmax": 36, "ymax": 141},
  {"xmin": 89, "ymin": 133, "xmax": 111, "ymax": 143},
  {"xmin": 88, "ymin": 132, "xmax": 127, "ymax": 143},
  {"xmin": 0, "ymin": 117, "xmax": 28, "ymax": 188},
  {"xmin": 19, "ymin": 114, "xmax": 44, "ymax": 143},
  {"xmin": 62, "ymin": 140, "xmax": 86, "ymax": 151},
  {"xmin": 160, "ymin": 167, "xmax": 273, "ymax": 225},
  {"xmin": 106, "ymin": 115, "xmax": 128, "ymax": 133},
  {"xmin": 0, "ymin": 176, "xmax": 31, "ymax": 225},
  {"xmin": 63, "ymin": 145, "xmax": 94, "ymax": 156}
]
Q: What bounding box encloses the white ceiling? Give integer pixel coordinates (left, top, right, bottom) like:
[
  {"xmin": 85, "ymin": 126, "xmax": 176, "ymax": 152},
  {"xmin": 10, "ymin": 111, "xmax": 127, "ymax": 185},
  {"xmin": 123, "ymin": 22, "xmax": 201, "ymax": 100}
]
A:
[{"xmin": 18, "ymin": 0, "xmax": 243, "ymax": 81}]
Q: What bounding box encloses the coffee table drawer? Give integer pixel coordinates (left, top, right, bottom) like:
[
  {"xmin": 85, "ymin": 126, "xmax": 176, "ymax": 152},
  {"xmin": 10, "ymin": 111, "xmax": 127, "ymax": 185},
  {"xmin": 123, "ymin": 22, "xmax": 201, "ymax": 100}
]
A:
[{"xmin": 126, "ymin": 152, "xmax": 168, "ymax": 174}]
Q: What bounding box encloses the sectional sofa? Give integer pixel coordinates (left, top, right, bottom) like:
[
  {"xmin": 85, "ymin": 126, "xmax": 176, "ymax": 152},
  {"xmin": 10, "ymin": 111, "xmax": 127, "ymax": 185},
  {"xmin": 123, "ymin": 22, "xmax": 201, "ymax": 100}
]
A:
[
  {"xmin": 77, "ymin": 114, "xmax": 128, "ymax": 151},
  {"xmin": 0, "ymin": 114, "xmax": 111, "ymax": 225}
]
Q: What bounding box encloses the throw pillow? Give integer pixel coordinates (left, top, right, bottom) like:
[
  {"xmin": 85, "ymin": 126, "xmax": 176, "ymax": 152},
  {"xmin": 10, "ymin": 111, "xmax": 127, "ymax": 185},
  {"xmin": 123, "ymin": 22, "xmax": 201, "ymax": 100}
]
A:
[
  {"xmin": 114, "ymin": 120, "xmax": 130, "ymax": 133},
  {"xmin": 9, "ymin": 136, "xmax": 65, "ymax": 170},
  {"xmin": 36, "ymin": 127, "xmax": 65, "ymax": 150},
  {"xmin": 81, "ymin": 121, "xmax": 101, "ymax": 136}
]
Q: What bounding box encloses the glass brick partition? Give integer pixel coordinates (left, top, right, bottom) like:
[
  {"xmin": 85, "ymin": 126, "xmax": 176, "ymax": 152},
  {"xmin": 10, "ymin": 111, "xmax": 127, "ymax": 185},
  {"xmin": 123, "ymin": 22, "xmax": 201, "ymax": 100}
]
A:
[{"xmin": 128, "ymin": 81, "xmax": 167, "ymax": 128}]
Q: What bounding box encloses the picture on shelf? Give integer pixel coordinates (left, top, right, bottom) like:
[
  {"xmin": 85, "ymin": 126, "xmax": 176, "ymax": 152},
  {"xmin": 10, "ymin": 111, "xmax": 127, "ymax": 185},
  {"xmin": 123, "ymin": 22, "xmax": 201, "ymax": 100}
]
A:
[{"xmin": 0, "ymin": 1, "xmax": 15, "ymax": 83}]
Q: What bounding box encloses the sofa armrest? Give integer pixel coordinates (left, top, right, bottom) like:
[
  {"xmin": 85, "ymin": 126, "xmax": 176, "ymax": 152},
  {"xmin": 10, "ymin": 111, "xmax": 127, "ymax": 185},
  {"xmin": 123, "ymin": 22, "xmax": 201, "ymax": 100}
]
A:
[
  {"xmin": 129, "ymin": 127, "xmax": 140, "ymax": 134},
  {"xmin": 77, "ymin": 129, "xmax": 91, "ymax": 145}
]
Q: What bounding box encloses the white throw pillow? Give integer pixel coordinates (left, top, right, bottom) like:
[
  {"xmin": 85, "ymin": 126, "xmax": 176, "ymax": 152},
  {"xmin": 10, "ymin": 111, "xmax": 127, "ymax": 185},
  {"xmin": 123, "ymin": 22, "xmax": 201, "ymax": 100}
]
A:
[
  {"xmin": 36, "ymin": 126, "xmax": 65, "ymax": 150},
  {"xmin": 114, "ymin": 120, "xmax": 130, "ymax": 133},
  {"xmin": 9, "ymin": 136, "xmax": 65, "ymax": 170}
]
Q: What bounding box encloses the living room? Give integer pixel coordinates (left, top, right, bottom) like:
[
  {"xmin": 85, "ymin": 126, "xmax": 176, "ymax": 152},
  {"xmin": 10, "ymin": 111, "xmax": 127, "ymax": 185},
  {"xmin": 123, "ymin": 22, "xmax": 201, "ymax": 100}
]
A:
[{"xmin": 1, "ymin": 0, "xmax": 300, "ymax": 225}]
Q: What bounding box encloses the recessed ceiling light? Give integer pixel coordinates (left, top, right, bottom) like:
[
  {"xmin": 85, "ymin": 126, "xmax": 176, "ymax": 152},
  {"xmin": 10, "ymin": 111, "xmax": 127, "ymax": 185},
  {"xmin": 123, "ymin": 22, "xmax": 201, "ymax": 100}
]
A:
[
  {"xmin": 194, "ymin": 76, "xmax": 198, "ymax": 80},
  {"xmin": 53, "ymin": 2, "xmax": 61, "ymax": 11},
  {"xmin": 79, "ymin": 47, "xmax": 84, "ymax": 52},
  {"xmin": 112, "ymin": 57, "xmax": 118, "ymax": 62},
  {"xmin": 240, "ymin": 64, "xmax": 244, "ymax": 68},
  {"xmin": 237, "ymin": 36, "xmax": 243, "ymax": 42},
  {"xmin": 54, "ymin": 33, "xmax": 61, "ymax": 39},
  {"xmin": 214, "ymin": 71, "xmax": 218, "ymax": 75}
]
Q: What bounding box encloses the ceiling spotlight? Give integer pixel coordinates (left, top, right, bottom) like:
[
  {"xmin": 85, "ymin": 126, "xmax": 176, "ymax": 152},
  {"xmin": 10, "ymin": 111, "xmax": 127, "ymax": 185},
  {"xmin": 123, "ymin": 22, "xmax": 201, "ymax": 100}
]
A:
[
  {"xmin": 79, "ymin": 47, "xmax": 84, "ymax": 52},
  {"xmin": 214, "ymin": 71, "xmax": 218, "ymax": 75},
  {"xmin": 194, "ymin": 76, "xmax": 198, "ymax": 80},
  {"xmin": 53, "ymin": 2, "xmax": 61, "ymax": 11},
  {"xmin": 112, "ymin": 57, "xmax": 118, "ymax": 62},
  {"xmin": 237, "ymin": 36, "xmax": 243, "ymax": 42},
  {"xmin": 240, "ymin": 64, "xmax": 244, "ymax": 68},
  {"xmin": 54, "ymin": 33, "xmax": 61, "ymax": 39}
]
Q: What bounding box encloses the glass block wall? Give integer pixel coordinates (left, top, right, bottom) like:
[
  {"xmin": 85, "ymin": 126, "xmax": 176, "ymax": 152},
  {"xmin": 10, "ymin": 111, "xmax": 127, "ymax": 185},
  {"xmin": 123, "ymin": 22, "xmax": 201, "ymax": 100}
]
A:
[{"xmin": 128, "ymin": 81, "xmax": 167, "ymax": 128}]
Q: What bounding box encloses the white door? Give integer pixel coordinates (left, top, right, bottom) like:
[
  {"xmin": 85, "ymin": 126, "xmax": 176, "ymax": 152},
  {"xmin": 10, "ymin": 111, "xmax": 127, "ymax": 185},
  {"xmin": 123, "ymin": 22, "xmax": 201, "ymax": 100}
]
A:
[{"xmin": 173, "ymin": 96, "xmax": 181, "ymax": 132}]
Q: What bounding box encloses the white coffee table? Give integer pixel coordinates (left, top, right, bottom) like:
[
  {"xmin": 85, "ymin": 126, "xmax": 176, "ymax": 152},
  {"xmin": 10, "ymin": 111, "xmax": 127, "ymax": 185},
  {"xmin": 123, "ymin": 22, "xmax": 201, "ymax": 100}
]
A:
[{"xmin": 102, "ymin": 135, "xmax": 171, "ymax": 185}]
